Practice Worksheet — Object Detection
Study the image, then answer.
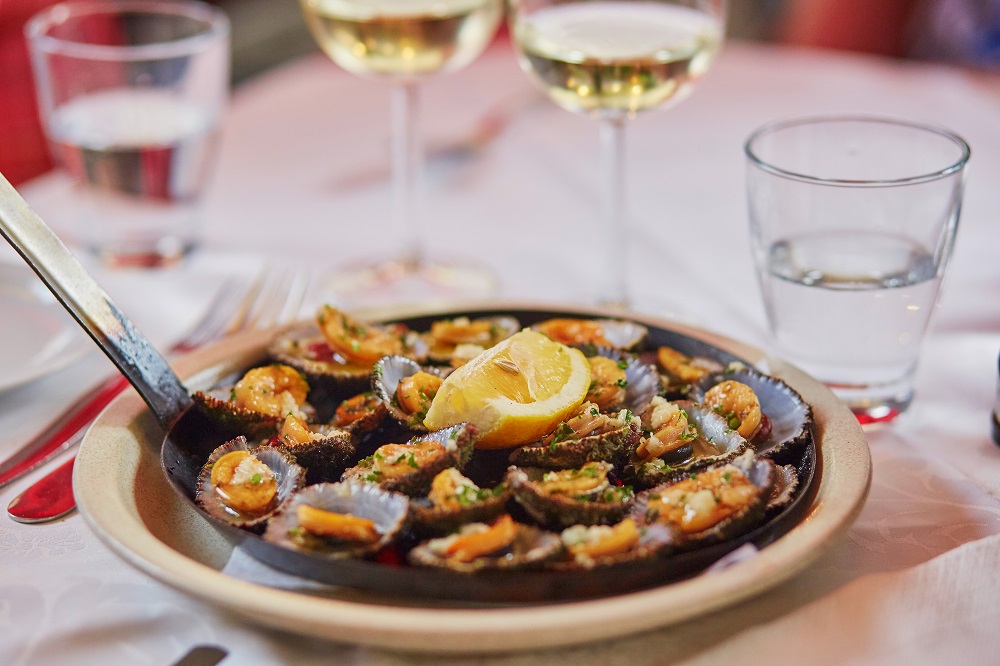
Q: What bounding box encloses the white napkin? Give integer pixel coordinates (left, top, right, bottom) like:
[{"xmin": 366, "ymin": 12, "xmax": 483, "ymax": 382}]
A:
[
  {"xmin": 684, "ymin": 532, "xmax": 1000, "ymax": 666},
  {"xmin": 219, "ymin": 533, "xmax": 1000, "ymax": 665}
]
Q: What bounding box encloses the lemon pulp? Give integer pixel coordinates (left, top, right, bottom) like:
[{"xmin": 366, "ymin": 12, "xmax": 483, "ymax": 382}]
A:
[{"xmin": 423, "ymin": 330, "xmax": 591, "ymax": 449}]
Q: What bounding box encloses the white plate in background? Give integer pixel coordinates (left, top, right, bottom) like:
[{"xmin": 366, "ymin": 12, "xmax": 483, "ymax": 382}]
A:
[{"xmin": 0, "ymin": 262, "xmax": 87, "ymax": 392}]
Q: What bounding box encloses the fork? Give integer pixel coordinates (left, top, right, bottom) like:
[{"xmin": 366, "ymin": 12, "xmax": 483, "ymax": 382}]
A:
[{"xmin": 5, "ymin": 268, "xmax": 309, "ymax": 524}]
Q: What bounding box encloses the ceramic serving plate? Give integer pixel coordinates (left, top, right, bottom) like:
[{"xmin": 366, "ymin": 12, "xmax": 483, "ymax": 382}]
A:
[{"xmin": 74, "ymin": 303, "xmax": 871, "ymax": 654}]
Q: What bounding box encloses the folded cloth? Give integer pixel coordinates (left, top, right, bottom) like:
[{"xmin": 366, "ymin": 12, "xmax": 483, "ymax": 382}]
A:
[
  {"xmin": 220, "ymin": 532, "xmax": 1000, "ymax": 664},
  {"xmin": 686, "ymin": 532, "xmax": 1000, "ymax": 666}
]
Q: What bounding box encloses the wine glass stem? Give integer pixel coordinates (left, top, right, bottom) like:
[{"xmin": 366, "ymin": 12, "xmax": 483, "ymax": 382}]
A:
[
  {"xmin": 391, "ymin": 82, "xmax": 423, "ymax": 271},
  {"xmin": 599, "ymin": 117, "xmax": 628, "ymax": 310}
]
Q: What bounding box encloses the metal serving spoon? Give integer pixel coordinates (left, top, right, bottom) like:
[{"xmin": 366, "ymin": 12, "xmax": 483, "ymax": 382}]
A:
[{"xmin": 0, "ymin": 174, "xmax": 192, "ymax": 438}]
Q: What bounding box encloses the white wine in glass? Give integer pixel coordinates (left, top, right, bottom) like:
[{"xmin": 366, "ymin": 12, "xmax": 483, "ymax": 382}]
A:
[
  {"xmin": 300, "ymin": 0, "xmax": 503, "ymax": 303},
  {"xmin": 510, "ymin": 0, "xmax": 725, "ymax": 307}
]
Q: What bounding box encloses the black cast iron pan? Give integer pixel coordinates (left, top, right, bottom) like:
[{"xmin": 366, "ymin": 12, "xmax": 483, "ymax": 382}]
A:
[
  {"xmin": 0, "ymin": 175, "xmax": 817, "ymax": 604},
  {"xmin": 160, "ymin": 306, "xmax": 819, "ymax": 603}
]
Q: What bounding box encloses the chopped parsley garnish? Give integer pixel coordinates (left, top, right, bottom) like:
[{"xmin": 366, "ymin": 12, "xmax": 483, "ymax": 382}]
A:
[
  {"xmin": 615, "ymin": 378, "xmax": 628, "ymax": 389},
  {"xmin": 549, "ymin": 422, "xmax": 574, "ymax": 446},
  {"xmin": 250, "ymin": 473, "xmax": 262, "ymax": 485},
  {"xmin": 590, "ymin": 407, "xmax": 599, "ymax": 416},
  {"xmin": 617, "ymin": 359, "xmax": 628, "ymax": 370},
  {"xmin": 454, "ymin": 484, "xmax": 491, "ymax": 507},
  {"xmin": 680, "ymin": 429, "xmax": 698, "ymax": 443}
]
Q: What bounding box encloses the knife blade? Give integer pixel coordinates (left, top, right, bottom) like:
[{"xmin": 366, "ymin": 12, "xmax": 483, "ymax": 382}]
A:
[{"xmin": 0, "ymin": 374, "xmax": 130, "ymax": 489}]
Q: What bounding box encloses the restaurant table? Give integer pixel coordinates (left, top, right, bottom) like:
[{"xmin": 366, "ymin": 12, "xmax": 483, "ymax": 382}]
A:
[{"xmin": 3, "ymin": 38, "xmax": 1000, "ymax": 665}]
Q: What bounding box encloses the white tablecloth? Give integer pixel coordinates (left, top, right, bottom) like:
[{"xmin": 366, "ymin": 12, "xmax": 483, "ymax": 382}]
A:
[{"xmin": 2, "ymin": 39, "xmax": 1000, "ymax": 665}]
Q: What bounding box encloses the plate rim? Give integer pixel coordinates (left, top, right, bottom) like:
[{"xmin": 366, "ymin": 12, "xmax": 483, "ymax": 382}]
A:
[{"xmin": 74, "ymin": 303, "xmax": 872, "ymax": 653}]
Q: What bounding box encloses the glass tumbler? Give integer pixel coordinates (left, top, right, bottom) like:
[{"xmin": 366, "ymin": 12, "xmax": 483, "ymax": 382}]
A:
[
  {"xmin": 745, "ymin": 115, "xmax": 970, "ymax": 424},
  {"xmin": 25, "ymin": 0, "xmax": 230, "ymax": 268}
]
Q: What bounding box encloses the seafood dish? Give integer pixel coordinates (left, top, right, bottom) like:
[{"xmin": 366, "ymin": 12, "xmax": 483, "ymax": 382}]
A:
[{"xmin": 163, "ymin": 307, "xmax": 817, "ymax": 602}]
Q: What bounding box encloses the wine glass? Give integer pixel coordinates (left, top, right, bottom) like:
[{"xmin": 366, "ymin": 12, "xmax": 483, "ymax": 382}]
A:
[
  {"xmin": 300, "ymin": 0, "xmax": 503, "ymax": 305},
  {"xmin": 508, "ymin": 0, "xmax": 726, "ymax": 308}
]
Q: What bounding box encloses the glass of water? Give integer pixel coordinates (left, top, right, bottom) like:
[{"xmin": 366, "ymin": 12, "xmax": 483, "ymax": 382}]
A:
[
  {"xmin": 745, "ymin": 116, "xmax": 970, "ymax": 424},
  {"xmin": 25, "ymin": 0, "xmax": 229, "ymax": 268}
]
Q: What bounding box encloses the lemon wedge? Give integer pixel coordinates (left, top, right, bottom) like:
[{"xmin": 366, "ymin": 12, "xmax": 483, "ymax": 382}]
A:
[{"xmin": 423, "ymin": 330, "xmax": 591, "ymax": 449}]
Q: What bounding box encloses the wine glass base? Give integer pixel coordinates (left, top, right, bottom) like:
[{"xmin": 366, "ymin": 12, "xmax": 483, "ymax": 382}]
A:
[
  {"xmin": 322, "ymin": 258, "xmax": 497, "ymax": 310},
  {"xmin": 90, "ymin": 238, "xmax": 195, "ymax": 269}
]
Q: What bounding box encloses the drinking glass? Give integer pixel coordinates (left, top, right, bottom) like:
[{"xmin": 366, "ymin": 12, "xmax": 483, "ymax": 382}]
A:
[
  {"xmin": 745, "ymin": 116, "xmax": 970, "ymax": 424},
  {"xmin": 508, "ymin": 0, "xmax": 725, "ymax": 308},
  {"xmin": 26, "ymin": 0, "xmax": 230, "ymax": 268},
  {"xmin": 299, "ymin": 0, "xmax": 503, "ymax": 304}
]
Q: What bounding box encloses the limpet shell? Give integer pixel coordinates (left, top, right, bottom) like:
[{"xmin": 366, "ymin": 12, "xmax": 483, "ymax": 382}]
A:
[
  {"xmin": 341, "ymin": 423, "xmax": 478, "ymax": 496},
  {"xmin": 269, "ymin": 325, "xmax": 374, "ymax": 400},
  {"xmin": 551, "ymin": 520, "xmax": 677, "ymax": 570},
  {"xmin": 408, "ymin": 519, "xmax": 562, "ymax": 572},
  {"xmin": 195, "ymin": 436, "xmax": 304, "ymax": 530},
  {"xmin": 626, "ymin": 401, "xmax": 751, "ymax": 489},
  {"xmin": 409, "ymin": 474, "xmax": 513, "ymax": 537},
  {"xmin": 507, "ymin": 464, "xmax": 635, "ymax": 529},
  {"xmin": 581, "ymin": 346, "xmax": 660, "ymax": 415},
  {"xmin": 423, "ymin": 315, "xmax": 520, "ymax": 365},
  {"xmin": 634, "ymin": 452, "xmax": 775, "ymax": 549},
  {"xmin": 274, "ymin": 424, "xmax": 356, "ymax": 485},
  {"xmin": 263, "ymin": 481, "xmax": 409, "ymax": 559},
  {"xmin": 531, "ymin": 318, "xmax": 648, "ymax": 350},
  {"xmin": 371, "ymin": 355, "xmax": 449, "ymax": 432},
  {"xmin": 691, "ymin": 364, "xmax": 813, "ymax": 459},
  {"xmin": 510, "ymin": 410, "xmax": 641, "ymax": 471}
]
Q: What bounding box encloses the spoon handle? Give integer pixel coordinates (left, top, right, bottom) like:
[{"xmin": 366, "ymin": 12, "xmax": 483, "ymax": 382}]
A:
[{"xmin": 0, "ymin": 174, "xmax": 190, "ymax": 429}]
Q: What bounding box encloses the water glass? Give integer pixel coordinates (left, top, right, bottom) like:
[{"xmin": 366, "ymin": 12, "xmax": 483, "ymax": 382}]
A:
[
  {"xmin": 745, "ymin": 116, "xmax": 970, "ymax": 424},
  {"xmin": 26, "ymin": 0, "xmax": 229, "ymax": 267}
]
